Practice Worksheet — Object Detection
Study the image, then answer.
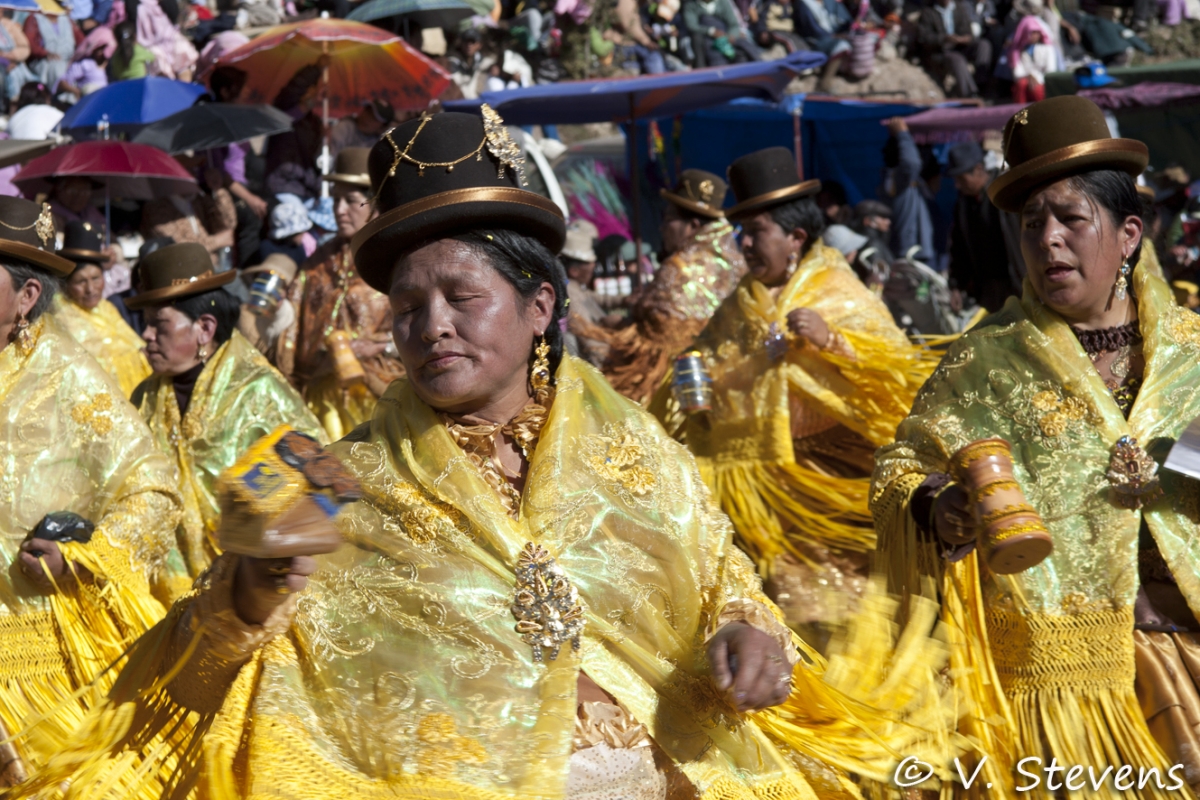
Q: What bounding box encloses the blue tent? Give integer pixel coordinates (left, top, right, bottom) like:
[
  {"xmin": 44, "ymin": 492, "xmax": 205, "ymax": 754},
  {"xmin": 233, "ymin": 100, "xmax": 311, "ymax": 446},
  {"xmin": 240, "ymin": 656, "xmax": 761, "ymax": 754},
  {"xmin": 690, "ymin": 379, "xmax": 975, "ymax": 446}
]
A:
[{"xmin": 444, "ymin": 51, "xmax": 826, "ymax": 125}]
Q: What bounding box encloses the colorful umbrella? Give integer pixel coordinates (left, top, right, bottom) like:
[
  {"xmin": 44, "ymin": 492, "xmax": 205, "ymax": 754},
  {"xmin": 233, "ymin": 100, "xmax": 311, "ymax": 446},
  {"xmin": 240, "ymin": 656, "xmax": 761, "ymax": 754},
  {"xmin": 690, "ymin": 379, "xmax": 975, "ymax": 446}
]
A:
[
  {"xmin": 60, "ymin": 77, "xmax": 208, "ymax": 138},
  {"xmin": 347, "ymin": 0, "xmax": 474, "ymax": 30},
  {"xmin": 209, "ymin": 18, "xmax": 450, "ymax": 118},
  {"xmin": 14, "ymin": 140, "xmax": 198, "ymax": 199},
  {"xmin": 132, "ymin": 103, "xmax": 295, "ymax": 154}
]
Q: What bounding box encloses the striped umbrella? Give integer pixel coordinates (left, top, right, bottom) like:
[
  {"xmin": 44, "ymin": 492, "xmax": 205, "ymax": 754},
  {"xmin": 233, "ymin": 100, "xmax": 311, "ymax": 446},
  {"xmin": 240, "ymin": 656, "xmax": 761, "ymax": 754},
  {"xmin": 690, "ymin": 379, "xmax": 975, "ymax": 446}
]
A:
[{"xmin": 209, "ymin": 18, "xmax": 450, "ymax": 119}]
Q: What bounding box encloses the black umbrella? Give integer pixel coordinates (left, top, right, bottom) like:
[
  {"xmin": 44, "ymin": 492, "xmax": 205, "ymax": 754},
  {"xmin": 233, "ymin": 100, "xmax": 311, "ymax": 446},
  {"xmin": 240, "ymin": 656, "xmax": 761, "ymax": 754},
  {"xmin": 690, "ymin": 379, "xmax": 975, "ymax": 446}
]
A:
[{"xmin": 131, "ymin": 103, "xmax": 295, "ymax": 155}]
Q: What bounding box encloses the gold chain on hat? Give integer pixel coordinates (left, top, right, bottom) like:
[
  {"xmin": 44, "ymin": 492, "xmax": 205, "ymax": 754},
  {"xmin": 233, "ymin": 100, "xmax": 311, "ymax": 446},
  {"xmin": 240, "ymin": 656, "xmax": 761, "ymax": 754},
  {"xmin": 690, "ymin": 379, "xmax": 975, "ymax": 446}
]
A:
[
  {"xmin": 0, "ymin": 203, "xmax": 55, "ymax": 248},
  {"xmin": 374, "ymin": 104, "xmax": 527, "ymax": 204}
]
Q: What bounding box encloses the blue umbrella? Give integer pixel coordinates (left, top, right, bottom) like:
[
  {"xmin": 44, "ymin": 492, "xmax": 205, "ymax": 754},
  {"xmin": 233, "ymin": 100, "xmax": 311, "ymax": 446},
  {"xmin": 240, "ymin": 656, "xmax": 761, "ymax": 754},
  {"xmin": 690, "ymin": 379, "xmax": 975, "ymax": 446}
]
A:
[
  {"xmin": 60, "ymin": 77, "xmax": 208, "ymax": 138},
  {"xmin": 0, "ymin": 0, "xmax": 42, "ymax": 10}
]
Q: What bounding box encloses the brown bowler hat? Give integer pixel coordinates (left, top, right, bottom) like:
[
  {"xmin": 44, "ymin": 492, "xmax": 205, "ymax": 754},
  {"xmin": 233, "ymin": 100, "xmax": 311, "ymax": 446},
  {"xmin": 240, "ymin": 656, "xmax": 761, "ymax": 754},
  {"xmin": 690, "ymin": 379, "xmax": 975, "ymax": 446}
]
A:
[
  {"xmin": 324, "ymin": 147, "xmax": 372, "ymax": 189},
  {"xmin": 725, "ymin": 147, "xmax": 820, "ymax": 220},
  {"xmin": 60, "ymin": 220, "xmax": 107, "ymax": 265},
  {"xmin": 0, "ymin": 197, "xmax": 73, "ymax": 276},
  {"xmin": 126, "ymin": 242, "xmax": 236, "ymax": 309},
  {"xmin": 243, "ymin": 252, "xmax": 299, "ymax": 283},
  {"xmin": 352, "ymin": 107, "xmax": 565, "ymax": 294},
  {"xmin": 988, "ymin": 96, "xmax": 1148, "ymax": 213},
  {"xmin": 661, "ymin": 169, "xmax": 728, "ymax": 219}
]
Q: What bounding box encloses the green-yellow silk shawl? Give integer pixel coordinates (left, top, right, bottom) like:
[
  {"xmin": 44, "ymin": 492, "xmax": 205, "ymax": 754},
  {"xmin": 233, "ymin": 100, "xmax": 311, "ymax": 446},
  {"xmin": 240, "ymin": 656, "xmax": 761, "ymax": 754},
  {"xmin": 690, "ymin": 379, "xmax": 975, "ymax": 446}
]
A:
[{"xmin": 873, "ymin": 263, "xmax": 1200, "ymax": 795}]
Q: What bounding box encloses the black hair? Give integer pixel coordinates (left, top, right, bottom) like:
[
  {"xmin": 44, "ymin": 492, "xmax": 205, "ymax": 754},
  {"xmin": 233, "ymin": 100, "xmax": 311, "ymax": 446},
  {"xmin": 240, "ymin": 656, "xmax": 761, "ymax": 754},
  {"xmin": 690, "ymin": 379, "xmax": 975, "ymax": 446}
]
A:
[
  {"xmin": 209, "ymin": 66, "xmax": 247, "ymax": 101},
  {"xmin": 450, "ymin": 229, "xmax": 569, "ymax": 383},
  {"xmin": 170, "ymin": 287, "xmax": 241, "ymax": 346},
  {"xmin": 1064, "ymin": 169, "xmax": 1144, "ymax": 267},
  {"xmin": 769, "ymin": 196, "xmax": 827, "ymax": 256},
  {"xmin": 666, "ymin": 201, "xmax": 708, "ymax": 226},
  {"xmin": 16, "ymin": 81, "xmax": 50, "ymax": 110},
  {"xmin": 4, "ymin": 260, "xmax": 60, "ymax": 321},
  {"xmin": 817, "ymin": 180, "xmax": 847, "ymax": 206}
]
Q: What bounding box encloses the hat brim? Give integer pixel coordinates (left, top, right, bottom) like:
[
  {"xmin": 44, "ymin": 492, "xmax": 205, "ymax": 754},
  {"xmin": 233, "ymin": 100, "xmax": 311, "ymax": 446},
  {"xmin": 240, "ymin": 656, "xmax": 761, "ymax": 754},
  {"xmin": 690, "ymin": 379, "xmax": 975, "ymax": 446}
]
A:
[
  {"xmin": 660, "ymin": 189, "xmax": 725, "ymax": 219},
  {"xmin": 60, "ymin": 247, "xmax": 107, "ymax": 264},
  {"xmin": 324, "ymin": 173, "xmax": 372, "ymax": 189},
  {"xmin": 126, "ymin": 269, "xmax": 237, "ymax": 309},
  {"xmin": 726, "ymin": 179, "xmax": 822, "ymax": 220},
  {"xmin": 988, "ymin": 138, "xmax": 1149, "ymax": 213},
  {"xmin": 0, "ymin": 240, "xmax": 74, "ymax": 277},
  {"xmin": 351, "ymin": 186, "xmax": 567, "ymax": 295}
]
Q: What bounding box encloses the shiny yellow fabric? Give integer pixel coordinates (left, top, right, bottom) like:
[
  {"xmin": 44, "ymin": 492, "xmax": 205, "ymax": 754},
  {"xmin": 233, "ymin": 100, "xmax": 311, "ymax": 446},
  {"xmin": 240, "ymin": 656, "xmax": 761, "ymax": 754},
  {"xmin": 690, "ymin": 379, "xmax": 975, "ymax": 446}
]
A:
[
  {"xmin": 872, "ymin": 262, "xmax": 1200, "ymax": 796},
  {"xmin": 655, "ymin": 242, "xmax": 937, "ymax": 570},
  {"xmin": 134, "ymin": 330, "xmax": 326, "ymax": 590},
  {"xmin": 0, "ymin": 314, "xmax": 180, "ymax": 773},
  {"xmin": 50, "ymin": 294, "xmax": 151, "ymax": 398},
  {"xmin": 20, "ymin": 355, "xmax": 962, "ymax": 800},
  {"xmin": 303, "ymin": 372, "xmax": 378, "ymax": 442}
]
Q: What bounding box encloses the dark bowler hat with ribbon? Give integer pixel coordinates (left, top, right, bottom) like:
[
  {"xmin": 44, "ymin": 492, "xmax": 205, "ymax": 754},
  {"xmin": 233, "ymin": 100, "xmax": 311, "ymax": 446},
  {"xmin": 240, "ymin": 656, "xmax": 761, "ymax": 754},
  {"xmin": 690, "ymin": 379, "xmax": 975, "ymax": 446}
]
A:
[
  {"xmin": 126, "ymin": 242, "xmax": 235, "ymax": 309},
  {"xmin": 351, "ymin": 107, "xmax": 566, "ymax": 294},
  {"xmin": 60, "ymin": 220, "xmax": 107, "ymax": 266},
  {"xmin": 725, "ymin": 147, "xmax": 821, "ymax": 220},
  {"xmin": 988, "ymin": 96, "xmax": 1148, "ymax": 213},
  {"xmin": 661, "ymin": 169, "xmax": 729, "ymax": 219}
]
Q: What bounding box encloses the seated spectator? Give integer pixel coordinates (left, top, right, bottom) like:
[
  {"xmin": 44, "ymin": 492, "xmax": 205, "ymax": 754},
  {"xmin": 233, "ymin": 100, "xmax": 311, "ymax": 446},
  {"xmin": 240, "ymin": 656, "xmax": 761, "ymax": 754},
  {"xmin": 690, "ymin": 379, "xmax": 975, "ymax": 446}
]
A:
[
  {"xmin": 0, "ymin": 11, "xmax": 30, "ymax": 111},
  {"xmin": 1008, "ymin": 15, "xmax": 1053, "ymax": 103},
  {"xmin": 8, "ymin": 11, "xmax": 81, "ymax": 101},
  {"xmin": 141, "ymin": 160, "xmax": 236, "ymax": 266},
  {"xmin": 793, "ymin": 0, "xmax": 851, "ymax": 88},
  {"xmin": 59, "ymin": 26, "xmax": 112, "ymax": 98},
  {"xmin": 255, "ymin": 197, "xmax": 312, "ymax": 268},
  {"xmin": 108, "ymin": 20, "xmax": 157, "ymax": 80},
  {"xmin": 1061, "ymin": 9, "xmax": 1152, "ymax": 66},
  {"xmin": 683, "ymin": 0, "xmax": 762, "ymax": 65},
  {"xmin": 265, "ymin": 63, "xmax": 323, "ymax": 201},
  {"xmin": 108, "ymin": 0, "xmax": 198, "ymax": 81},
  {"xmin": 613, "ymin": 0, "xmax": 668, "ymax": 73},
  {"xmin": 816, "ymin": 180, "xmax": 853, "ymax": 225},
  {"xmin": 447, "ymin": 28, "xmax": 490, "ymax": 99},
  {"xmin": 6, "ymin": 80, "xmax": 62, "ymax": 139},
  {"xmin": 823, "ymin": 223, "xmax": 871, "ymax": 280},
  {"xmin": 916, "ymin": 0, "xmax": 992, "ymax": 97},
  {"xmin": 329, "ymin": 100, "xmax": 393, "ymax": 158},
  {"xmin": 854, "ymin": 199, "xmax": 895, "ymax": 264}
]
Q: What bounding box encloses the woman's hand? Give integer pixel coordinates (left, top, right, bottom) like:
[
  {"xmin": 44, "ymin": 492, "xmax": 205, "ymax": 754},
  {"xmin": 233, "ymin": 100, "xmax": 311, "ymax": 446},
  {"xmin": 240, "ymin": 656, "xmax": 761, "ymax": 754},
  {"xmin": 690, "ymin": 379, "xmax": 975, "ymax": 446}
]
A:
[
  {"xmin": 17, "ymin": 539, "xmax": 91, "ymax": 591},
  {"xmin": 933, "ymin": 484, "xmax": 976, "ymax": 545},
  {"xmin": 786, "ymin": 308, "xmax": 830, "ymax": 348},
  {"xmin": 230, "ymin": 512, "xmax": 342, "ymax": 626},
  {"xmin": 707, "ymin": 622, "xmax": 793, "ymax": 712}
]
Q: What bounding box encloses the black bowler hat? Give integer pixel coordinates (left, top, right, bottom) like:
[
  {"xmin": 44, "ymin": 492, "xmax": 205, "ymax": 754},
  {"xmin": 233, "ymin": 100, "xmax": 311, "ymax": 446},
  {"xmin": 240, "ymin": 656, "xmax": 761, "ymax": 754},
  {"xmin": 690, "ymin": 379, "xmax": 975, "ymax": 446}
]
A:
[
  {"xmin": 725, "ymin": 147, "xmax": 821, "ymax": 220},
  {"xmin": 0, "ymin": 197, "xmax": 72, "ymax": 276},
  {"xmin": 661, "ymin": 169, "xmax": 728, "ymax": 219},
  {"xmin": 126, "ymin": 242, "xmax": 235, "ymax": 309},
  {"xmin": 60, "ymin": 220, "xmax": 107, "ymax": 265},
  {"xmin": 988, "ymin": 96, "xmax": 1147, "ymax": 213},
  {"xmin": 351, "ymin": 107, "xmax": 566, "ymax": 294}
]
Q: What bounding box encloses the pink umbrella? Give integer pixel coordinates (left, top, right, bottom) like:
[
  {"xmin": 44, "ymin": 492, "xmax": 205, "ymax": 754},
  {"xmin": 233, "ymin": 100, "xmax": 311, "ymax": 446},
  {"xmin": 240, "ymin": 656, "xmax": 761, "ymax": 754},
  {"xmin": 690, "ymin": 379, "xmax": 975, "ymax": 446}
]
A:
[{"xmin": 14, "ymin": 140, "xmax": 197, "ymax": 199}]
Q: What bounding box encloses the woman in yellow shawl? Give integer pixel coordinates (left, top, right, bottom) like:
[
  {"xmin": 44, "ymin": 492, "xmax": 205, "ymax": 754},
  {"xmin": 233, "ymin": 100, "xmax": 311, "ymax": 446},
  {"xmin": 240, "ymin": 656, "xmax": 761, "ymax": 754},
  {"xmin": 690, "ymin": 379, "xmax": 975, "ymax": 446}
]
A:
[
  {"xmin": 19, "ymin": 111, "xmax": 957, "ymax": 800},
  {"xmin": 873, "ymin": 96, "xmax": 1200, "ymax": 796},
  {"xmin": 50, "ymin": 220, "xmax": 150, "ymax": 397},
  {"xmin": 0, "ymin": 197, "xmax": 180, "ymax": 787},
  {"xmin": 655, "ymin": 147, "xmax": 932, "ymax": 639},
  {"xmin": 127, "ymin": 242, "xmax": 325, "ymax": 593}
]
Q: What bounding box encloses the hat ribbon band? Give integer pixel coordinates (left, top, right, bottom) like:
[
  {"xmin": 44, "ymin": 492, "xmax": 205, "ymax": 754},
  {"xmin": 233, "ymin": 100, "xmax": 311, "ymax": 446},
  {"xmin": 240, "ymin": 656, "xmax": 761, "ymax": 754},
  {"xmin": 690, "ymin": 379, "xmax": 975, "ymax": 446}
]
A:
[{"xmin": 171, "ymin": 270, "xmax": 214, "ymax": 286}]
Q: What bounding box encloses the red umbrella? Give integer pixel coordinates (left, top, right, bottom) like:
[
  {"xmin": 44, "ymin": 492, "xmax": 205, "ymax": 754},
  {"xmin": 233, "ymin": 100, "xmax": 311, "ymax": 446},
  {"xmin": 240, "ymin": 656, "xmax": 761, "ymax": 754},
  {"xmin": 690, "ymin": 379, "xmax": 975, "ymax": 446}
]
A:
[
  {"xmin": 207, "ymin": 18, "xmax": 451, "ymax": 119},
  {"xmin": 14, "ymin": 140, "xmax": 198, "ymax": 199}
]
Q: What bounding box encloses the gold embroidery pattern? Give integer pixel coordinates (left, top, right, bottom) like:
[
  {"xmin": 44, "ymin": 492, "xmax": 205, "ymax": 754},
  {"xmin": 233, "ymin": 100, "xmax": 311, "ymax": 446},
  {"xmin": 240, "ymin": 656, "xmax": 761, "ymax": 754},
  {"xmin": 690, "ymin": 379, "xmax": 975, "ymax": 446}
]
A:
[
  {"xmin": 415, "ymin": 713, "xmax": 489, "ymax": 777},
  {"xmin": 365, "ymin": 479, "xmax": 467, "ymax": 546},
  {"xmin": 71, "ymin": 392, "xmax": 114, "ymax": 436},
  {"xmin": 511, "ymin": 542, "xmax": 583, "ymax": 662},
  {"xmin": 584, "ymin": 429, "xmax": 657, "ymax": 497},
  {"xmin": 1029, "ymin": 390, "xmax": 1089, "ymax": 438},
  {"xmin": 1169, "ymin": 306, "xmax": 1200, "ymax": 349}
]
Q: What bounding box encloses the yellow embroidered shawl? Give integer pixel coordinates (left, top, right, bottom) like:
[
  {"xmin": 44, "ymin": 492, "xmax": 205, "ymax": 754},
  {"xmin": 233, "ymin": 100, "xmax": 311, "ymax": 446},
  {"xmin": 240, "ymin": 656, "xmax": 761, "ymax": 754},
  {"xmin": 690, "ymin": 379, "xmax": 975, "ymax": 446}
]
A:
[
  {"xmin": 0, "ymin": 315, "xmax": 180, "ymax": 771},
  {"xmin": 654, "ymin": 242, "xmax": 936, "ymax": 569},
  {"xmin": 23, "ymin": 356, "xmax": 960, "ymax": 800},
  {"xmin": 50, "ymin": 294, "xmax": 151, "ymax": 398},
  {"xmin": 872, "ymin": 263, "xmax": 1200, "ymax": 795},
  {"xmin": 133, "ymin": 330, "xmax": 326, "ymax": 591}
]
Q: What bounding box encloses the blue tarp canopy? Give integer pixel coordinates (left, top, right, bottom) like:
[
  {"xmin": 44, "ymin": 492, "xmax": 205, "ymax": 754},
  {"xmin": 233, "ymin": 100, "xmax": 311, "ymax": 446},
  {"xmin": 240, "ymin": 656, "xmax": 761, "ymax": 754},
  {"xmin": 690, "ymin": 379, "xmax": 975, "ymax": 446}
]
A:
[{"xmin": 444, "ymin": 51, "xmax": 826, "ymax": 125}]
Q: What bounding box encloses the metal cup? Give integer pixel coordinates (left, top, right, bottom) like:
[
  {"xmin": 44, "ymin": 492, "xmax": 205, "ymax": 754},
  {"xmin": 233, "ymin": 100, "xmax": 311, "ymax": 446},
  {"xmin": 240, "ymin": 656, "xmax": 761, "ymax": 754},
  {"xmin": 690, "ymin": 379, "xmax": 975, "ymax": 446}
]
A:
[
  {"xmin": 672, "ymin": 351, "xmax": 713, "ymax": 414},
  {"xmin": 247, "ymin": 271, "xmax": 284, "ymax": 317}
]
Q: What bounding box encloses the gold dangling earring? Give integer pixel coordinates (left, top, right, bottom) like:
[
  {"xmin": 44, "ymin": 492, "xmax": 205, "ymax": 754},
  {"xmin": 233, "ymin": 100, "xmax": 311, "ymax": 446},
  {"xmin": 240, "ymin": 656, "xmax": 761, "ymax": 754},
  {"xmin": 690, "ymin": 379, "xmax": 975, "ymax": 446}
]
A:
[
  {"xmin": 197, "ymin": 342, "xmax": 209, "ymax": 365},
  {"xmin": 530, "ymin": 335, "xmax": 551, "ymax": 404},
  {"xmin": 13, "ymin": 312, "xmax": 31, "ymax": 352},
  {"xmin": 784, "ymin": 251, "xmax": 799, "ymax": 280},
  {"xmin": 1114, "ymin": 256, "xmax": 1131, "ymax": 302}
]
